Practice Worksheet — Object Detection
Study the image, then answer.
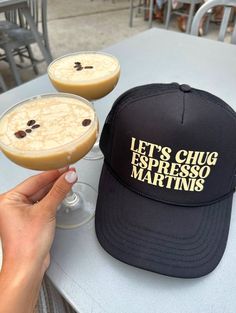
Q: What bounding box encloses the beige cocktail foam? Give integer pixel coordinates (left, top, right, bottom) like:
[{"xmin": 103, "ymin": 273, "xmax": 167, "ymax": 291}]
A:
[
  {"xmin": 48, "ymin": 53, "xmax": 119, "ymax": 83},
  {"xmin": 0, "ymin": 96, "xmax": 95, "ymax": 151}
]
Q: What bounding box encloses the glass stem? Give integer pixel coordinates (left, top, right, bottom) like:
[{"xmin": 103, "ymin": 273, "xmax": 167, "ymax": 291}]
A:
[{"xmin": 63, "ymin": 190, "xmax": 80, "ymax": 211}]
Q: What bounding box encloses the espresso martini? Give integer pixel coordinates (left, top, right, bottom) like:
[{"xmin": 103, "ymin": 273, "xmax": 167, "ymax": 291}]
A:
[
  {"xmin": 48, "ymin": 52, "xmax": 120, "ymax": 100},
  {"xmin": 0, "ymin": 94, "xmax": 98, "ymax": 170}
]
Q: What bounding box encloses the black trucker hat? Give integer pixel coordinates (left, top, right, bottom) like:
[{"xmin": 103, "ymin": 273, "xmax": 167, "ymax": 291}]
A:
[{"xmin": 95, "ymin": 83, "xmax": 236, "ymax": 278}]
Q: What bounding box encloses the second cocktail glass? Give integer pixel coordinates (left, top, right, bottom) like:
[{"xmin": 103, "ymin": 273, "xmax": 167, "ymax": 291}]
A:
[{"xmin": 48, "ymin": 51, "xmax": 120, "ymax": 160}]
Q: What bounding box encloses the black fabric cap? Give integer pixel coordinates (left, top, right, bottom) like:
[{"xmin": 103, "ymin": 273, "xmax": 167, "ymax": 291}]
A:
[{"xmin": 95, "ymin": 83, "xmax": 236, "ymax": 278}]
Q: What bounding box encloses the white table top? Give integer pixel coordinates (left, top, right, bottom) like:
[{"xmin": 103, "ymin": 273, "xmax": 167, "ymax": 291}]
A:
[{"xmin": 0, "ymin": 28, "xmax": 236, "ymax": 313}]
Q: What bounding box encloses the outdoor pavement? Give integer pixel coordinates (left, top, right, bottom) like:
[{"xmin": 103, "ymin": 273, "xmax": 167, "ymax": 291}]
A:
[{"xmin": 0, "ymin": 0, "xmax": 222, "ymax": 91}]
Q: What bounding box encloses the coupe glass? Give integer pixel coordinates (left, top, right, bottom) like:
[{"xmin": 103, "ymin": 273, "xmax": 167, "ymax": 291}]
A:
[
  {"xmin": 0, "ymin": 93, "xmax": 99, "ymax": 229},
  {"xmin": 48, "ymin": 51, "xmax": 120, "ymax": 160}
]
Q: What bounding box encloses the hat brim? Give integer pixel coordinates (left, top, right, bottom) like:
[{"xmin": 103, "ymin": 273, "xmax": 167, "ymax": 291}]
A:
[{"xmin": 95, "ymin": 163, "xmax": 233, "ymax": 278}]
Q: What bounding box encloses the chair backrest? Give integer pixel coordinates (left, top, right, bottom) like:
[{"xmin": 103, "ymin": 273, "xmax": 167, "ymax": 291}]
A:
[
  {"xmin": 4, "ymin": 9, "xmax": 18, "ymax": 25},
  {"xmin": 191, "ymin": 0, "xmax": 236, "ymax": 44},
  {"xmin": 5, "ymin": 0, "xmax": 41, "ymax": 28},
  {"xmin": 4, "ymin": 0, "xmax": 49, "ymax": 49},
  {"xmin": 26, "ymin": 0, "xmax": 49, "ymax": 48}
]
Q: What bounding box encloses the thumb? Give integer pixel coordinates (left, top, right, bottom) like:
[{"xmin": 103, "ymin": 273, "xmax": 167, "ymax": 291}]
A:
[{"xmin": 40, "ymin": 169, "xmax": 78, "ymax": 214}]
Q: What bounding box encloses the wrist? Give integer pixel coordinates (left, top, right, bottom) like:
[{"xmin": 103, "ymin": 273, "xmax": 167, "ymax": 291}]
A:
[
  {"xmin": 0, "ymin": 259, "xmax": 44, "ymax": 313},
  {"xmin": 1, "ymin": 254, "xmax": 45, "ymax": 285},
  {"xmin": 2, "ymin": 243, "xmax": 50, "ymax": 276},
  {"xmin": 0, "ymin": 265, "xmax": 43, "ymax": 300}
]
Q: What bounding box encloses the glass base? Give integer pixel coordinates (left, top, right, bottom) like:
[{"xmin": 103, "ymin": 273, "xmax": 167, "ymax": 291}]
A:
[
  {"xmin": 56, "ymin": 182, "xmax": 97, "ymax": 229},
  {"xmin": 84, "ymin": 138, "xmax": 103, "ymax": 160}
]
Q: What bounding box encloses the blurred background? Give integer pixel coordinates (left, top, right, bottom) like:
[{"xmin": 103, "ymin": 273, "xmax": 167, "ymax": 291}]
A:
[{"xmin": 0, "ymin": 0, "xmax": 234, "ymax": 91}]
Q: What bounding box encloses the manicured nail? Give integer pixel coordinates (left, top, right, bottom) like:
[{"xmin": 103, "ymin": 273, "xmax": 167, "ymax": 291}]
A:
[
  {"xmin": 58, "ymin": 166, "xmax": 69, "ymax": 173},
  {"xmin": 65, "ymin": 171, "xmax": 77, "ymax": 183}
]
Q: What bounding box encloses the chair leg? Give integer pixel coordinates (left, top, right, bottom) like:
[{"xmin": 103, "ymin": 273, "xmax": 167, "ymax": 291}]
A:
[
  {"xmin": 138, "ymin": 0, "xmax": 142, "ymax": 14},
  {"xmin": 231, "ymin": 17, "xmax": 236, "ymax": 44},
  {"xmin": 186, "ymin": 2, "xmax": 196, "ymax": 34},
  {"xmin": 17, "ymin": 48, "xmax": 25, "ymax": 63},
  {"xmin": 41, "ymin": 0, "xmax": 53, "ymax": 61},
  {"xmin": 21, "ymin": 7, "xmax": 52, "ymax": 64},
  {"xmin": 148, "ymin": 0, "xmax": 154, "ymax": 28},
  {"xmin": 0, "ymin": 75, "xmax": 7, "ymax": 92},
  {"xmin": 129, "ymin": 0, "xmax": 134, "ymax": 27},
  {"xmin": 5, "ymin": 47, "xmax": 22, "ymax": 86},
  {"xmin": 204, "ymin": 12, "xmax": 211, "ymax": 35},
  {"xmin": 218, "ymin": 7, "xmax": 231, "ymax": 41},
  {"xmin": 165, "ymin": 0, "xmax": 172, "ymax": 29},
  {"xmin": 26, "ymin": 45, "xmax": 39, "ymax": 75}
]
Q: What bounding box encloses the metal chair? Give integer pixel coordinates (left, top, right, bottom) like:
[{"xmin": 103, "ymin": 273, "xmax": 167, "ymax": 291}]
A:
[
  {"xmin": 129, "ymin": 0, "xmax": 155, "ymax": 28},
  {"xmin": 191, "ymin": 0, "xmax": 236, "ymax": 43},
  {"xmin": 165, "ymin": 0, "xmax": 203, "ymax": 33},
  {"xmin": 0, "ymin": 0, "xmax": 52, "ymax": 86}
]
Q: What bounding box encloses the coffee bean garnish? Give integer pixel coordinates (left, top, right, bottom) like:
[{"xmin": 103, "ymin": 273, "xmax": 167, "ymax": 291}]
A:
[
  {"xmin": 14, "ymin": 120, "xmax": 40, "ymax": 139},
  {"xmin": 27, "ymin": 119, "xmax": 36, "ymax": 126},
  {"xmin": 82, "ymin": 119, "xmax": 91, "ymax": 126},
  {"xmin": 74, "ymin": 62, "xmax": 94, "ymax": 71},
  {"xmin": 15, "ymin": 130, "xmax": 26, "ymax": 138},
  {"xmin": 31, "ymin": 124, "xmax": 40, "ymax": 129},
  {"xmin": 74, "ymin": 62, "xmax": 83, "ymax": 71}
]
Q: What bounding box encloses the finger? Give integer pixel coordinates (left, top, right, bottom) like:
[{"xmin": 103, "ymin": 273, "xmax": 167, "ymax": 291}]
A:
[
  {"xmin": 30, "ymin": 181, "xmax": 54, "ymax": 203},
  {"xmin": 39, "ymin": 169, "xmax": 78, "ymax": 214},
  {"xmin": 13, "ymin": 167, "xmax": 68, "ymax": 197}
]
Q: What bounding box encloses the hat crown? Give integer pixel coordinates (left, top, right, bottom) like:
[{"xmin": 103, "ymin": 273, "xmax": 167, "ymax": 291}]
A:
[{"xmin": 100, "ymin": 84, "xmax": 236, "ymax": 206}]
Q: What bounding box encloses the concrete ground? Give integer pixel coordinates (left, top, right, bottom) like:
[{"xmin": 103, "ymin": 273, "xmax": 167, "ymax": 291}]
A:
[{"xmin": 0, "ymin": 0, "xmax": 226, "ymax": 91}]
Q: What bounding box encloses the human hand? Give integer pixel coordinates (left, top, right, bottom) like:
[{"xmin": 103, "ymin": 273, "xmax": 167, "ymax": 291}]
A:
[
  {"xmin": 0, "ymin": 167, "xmax": 78, "ymax": 313},
  {"xmin": 0, "ymin": 168, "xmax": 77, "ymax": 276}
]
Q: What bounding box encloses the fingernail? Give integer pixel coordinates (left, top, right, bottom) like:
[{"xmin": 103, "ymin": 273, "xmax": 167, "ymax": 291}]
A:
[
  {"xmin": 65, "ymin": 171, "xmax": 77, "ymax": 184},
  {"xmin": 58, "ymin": 166, "xmax": 69, "ymax": 173}
]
